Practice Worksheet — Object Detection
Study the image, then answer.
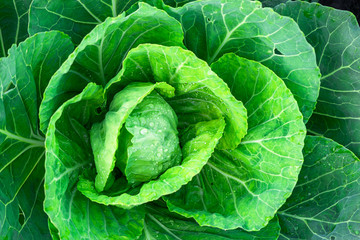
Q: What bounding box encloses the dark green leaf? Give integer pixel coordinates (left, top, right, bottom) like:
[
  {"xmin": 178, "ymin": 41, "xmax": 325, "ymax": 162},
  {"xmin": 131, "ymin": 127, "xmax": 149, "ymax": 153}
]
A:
[
  {"xmin": 29, "ymin": 0, "xmax": 141, "ymax": 44},
  {"xmin": 275, "ymin": 0, "xmax": 360, "ymax": 157},
  {"xmin": 0, "ymin": 0, "xmax": 31, "ymax": 57},
  {"xmin": 278, "ymin": 136, "xmax": 360, "ymax": 239},
  {"xmin": 0, "ymin": 31, "xmax": 73, "ymax": 239}
]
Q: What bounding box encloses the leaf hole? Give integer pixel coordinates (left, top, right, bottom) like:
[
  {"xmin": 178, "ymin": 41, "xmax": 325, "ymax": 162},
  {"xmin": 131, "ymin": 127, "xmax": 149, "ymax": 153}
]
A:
[
  {"xmin": 95, "ymin": 107, "xmax": 102, "ymax": 115},
  {"xmin": 18, "ymin": 207, "xmax": 25, "ymax": 225},
  {"xmin": 4, "ymin": 82, "xmax": 15, "ymax": 93},
  {"xmin": 206, "ymin": 17, "xmax": 211, "ymax": 22},
  {"xmin": 274, "ymin": 48, "xmax": 283, "ymax": 55}
]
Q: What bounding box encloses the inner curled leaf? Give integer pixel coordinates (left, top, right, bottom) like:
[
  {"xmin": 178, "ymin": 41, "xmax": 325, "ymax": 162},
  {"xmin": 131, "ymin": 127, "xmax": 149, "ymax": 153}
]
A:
[{"xmin": 91, "ymin": 82, "xmax": 182, "ymax": 192}]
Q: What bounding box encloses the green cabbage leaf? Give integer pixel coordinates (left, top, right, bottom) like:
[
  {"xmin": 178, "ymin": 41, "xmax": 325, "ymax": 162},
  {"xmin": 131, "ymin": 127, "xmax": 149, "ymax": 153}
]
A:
[
  {"xmin": 0, "ymin": 31, "xmax": 73, "ymax": 239},
  {"xmin": 277, "ymin": 136, "xmax": 360, "ymax": 239},
  {"xmin": 1, "ymin": 0, "xmax": 360, "ymax": 239},
  {"xmin": 276, "ymin": 1, "xmax": 360, "ymax": 157}
]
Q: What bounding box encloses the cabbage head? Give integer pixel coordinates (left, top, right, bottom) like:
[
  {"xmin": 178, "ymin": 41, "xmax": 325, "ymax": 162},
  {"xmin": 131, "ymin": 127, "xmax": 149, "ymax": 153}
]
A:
[{"xmin": 1, "ymin": 0, "xmax": 359, "ymax": 239}]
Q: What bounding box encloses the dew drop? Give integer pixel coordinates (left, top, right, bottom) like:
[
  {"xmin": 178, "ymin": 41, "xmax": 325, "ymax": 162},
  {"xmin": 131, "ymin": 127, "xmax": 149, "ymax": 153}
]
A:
[{"xmin": 140, "ymin": 128, "xmax": 148, "ymax": 135}]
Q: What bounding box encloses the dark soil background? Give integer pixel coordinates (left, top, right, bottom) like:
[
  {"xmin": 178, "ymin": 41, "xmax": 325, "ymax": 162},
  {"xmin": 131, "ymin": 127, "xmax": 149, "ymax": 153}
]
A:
[{"xmin": 319, "ymin": 0, "xmax": 360, "ymax": 22}]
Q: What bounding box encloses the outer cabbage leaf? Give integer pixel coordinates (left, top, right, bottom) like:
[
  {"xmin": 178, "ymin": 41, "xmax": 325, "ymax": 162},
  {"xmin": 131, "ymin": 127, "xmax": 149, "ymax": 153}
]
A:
[
  {"xmin": 164, "ymin": 54, "xmax": 306, "ymax": 231},
  {"xmin": 29, "ymin": 0, "xmax": 141, "ymax": 44},
  {"xmin": 139, "ymin": 203, "xmax": 281, "ymax": 240},
  {"xmin": 277, "ymin": 136, "xmax": 360, "ymax": 239},
  {"xmin": 0, "ymin": 31, "xmax": 73, "ymax": 239},
  {"xmin": 0, "ymin": 0, "xmax": 31, "ymax": 57},
  {"xmin": 275, "ymin": 1, "xmax": 360, "ymax": 157},
  {"xmin": 44, "ymin": 83, "xmax": 145, "ymax": 239},
  {"xmin": 106, "ymin": 44, "xmax": 247, "ymax": 150},
  {"xmin": 163, "ymin": 0, "xmax": 320, "ymax": 122},
  {"xmin": 39, "ymin": 2, "xmax": 185, "ymax": 133}
]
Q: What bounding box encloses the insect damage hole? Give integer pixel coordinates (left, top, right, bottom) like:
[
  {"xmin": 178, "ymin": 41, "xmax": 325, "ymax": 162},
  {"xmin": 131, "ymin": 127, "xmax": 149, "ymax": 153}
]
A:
[
  {"xmin": 95, "ymin": 107, "xmax": 103, "ymax": 115},
  {"xmin": 18, "ymin": 207, "xmax": 25, "ymax": 225},
  {"xmin": 4, "ymin": 81, "xmax": 15, "ymax": 93},
  {"xmin": 274, "ymin": 48, "xmax": 284, "ymax": 56}
]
